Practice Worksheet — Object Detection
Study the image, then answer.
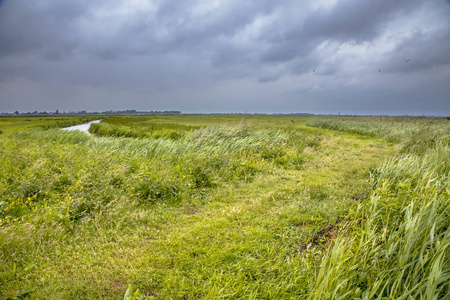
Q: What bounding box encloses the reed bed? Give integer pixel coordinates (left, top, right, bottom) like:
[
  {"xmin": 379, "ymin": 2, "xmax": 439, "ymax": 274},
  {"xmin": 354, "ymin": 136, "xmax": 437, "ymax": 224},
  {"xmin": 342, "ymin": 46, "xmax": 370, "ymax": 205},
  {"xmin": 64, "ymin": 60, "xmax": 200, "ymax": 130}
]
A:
[
  {"xmin": 21, "ymin": 122, "xmax": 317, "ymax": 161},
  {"xmin": 2, "ymin": 123, "xmax": 317, "ymax": 228},
  {"xmin": 309, "ymin": 143, "xmax": 450, "ymax": 299},
  {"xmin": 2, "ymin": 115, "xmax": 446, "ymax": 299},
  {"xmin": 306, "ymin": 116, "xmax": 450, "ymax": 153}
]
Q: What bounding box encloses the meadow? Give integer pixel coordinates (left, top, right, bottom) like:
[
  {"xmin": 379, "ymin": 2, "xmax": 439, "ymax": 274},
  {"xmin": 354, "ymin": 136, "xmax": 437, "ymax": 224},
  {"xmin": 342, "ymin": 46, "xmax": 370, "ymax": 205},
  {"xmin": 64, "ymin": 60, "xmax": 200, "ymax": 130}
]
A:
[{"xmin": 0, "ymin": 114, "xmax": 448, "ymax": 299}]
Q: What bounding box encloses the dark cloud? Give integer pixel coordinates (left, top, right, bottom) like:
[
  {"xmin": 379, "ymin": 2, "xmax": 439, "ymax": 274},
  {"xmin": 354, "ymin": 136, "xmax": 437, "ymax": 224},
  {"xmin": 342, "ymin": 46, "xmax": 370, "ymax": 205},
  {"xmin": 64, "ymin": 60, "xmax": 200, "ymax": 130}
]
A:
[
  {"xmin": 303, "ymin": 0, "xmax": 423, "ymax": 42},
  {"xmin": 381, "ymin": 26, "xmax": 450, "ymax": 73},
  {"xmin": 0, "ymin": 1, "xmax": 89, "ymax": 57},
  {"xmin": 0, "ymin": 0, "xmax": 449, "ymax": 115},
  {"xmin": 260, "ymin": 0, "xmax": 427, "ymax": 68}
]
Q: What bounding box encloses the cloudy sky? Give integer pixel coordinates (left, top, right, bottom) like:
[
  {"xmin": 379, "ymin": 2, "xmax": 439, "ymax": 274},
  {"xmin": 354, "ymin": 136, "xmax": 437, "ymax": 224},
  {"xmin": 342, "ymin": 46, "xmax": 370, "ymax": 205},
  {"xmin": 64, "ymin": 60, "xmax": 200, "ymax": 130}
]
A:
[{"xmin": 0, "ymin": 0, "xmax": 449, "ymax": 115}]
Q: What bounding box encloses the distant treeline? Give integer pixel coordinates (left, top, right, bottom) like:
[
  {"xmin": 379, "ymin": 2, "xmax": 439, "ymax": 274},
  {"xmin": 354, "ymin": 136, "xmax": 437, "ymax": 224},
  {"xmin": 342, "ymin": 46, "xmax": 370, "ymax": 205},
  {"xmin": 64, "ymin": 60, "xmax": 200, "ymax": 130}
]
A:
[{"xmin": 1, "ymin": 110, "xmax": 182, "ymax": 116}]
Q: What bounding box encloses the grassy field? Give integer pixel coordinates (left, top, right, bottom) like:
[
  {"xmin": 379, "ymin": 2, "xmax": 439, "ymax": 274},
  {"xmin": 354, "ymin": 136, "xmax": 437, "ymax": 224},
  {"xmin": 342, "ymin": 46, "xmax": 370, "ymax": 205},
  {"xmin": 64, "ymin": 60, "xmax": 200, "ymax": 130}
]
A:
[{"xmin": 0, "ymin": 115, "xmax": 448, "ymax": 299}]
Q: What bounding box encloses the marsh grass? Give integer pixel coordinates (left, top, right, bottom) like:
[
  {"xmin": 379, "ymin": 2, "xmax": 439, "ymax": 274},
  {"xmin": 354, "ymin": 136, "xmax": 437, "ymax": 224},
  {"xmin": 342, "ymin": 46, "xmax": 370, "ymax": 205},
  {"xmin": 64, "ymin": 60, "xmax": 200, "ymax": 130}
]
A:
[
  {"xmin": 1, "ymin": 120, "xmax": 321, "ymax": 238},
  {"xmin": 2, "ymin": 114, "xmax": 446, "ymax": 299},
  {"xmin": 0, "ymin": 115, "xmax": 100, "ymax": 133},
  {"xmin": 23, "ymin": 121, "xmax": 316, "ymax": 163},
  {"xmin": 309, "ymin": 143, "xmax": 450, "ymax": 299},
  {"xmin": 306, "ymin": 116, "xmax": 450, "ymax": 153}
]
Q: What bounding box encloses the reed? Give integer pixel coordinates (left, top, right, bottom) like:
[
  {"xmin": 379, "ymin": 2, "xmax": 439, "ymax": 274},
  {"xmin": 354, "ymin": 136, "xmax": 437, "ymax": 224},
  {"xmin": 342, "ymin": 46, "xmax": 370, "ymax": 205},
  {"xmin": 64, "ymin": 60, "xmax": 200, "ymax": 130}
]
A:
[
  {"xmin": 306, "ymin": 116, "xmax": 450, "ymax": 153},
  {"xmin": 309, "ymin": 143, "xmax": 450, "ymax": 299}
]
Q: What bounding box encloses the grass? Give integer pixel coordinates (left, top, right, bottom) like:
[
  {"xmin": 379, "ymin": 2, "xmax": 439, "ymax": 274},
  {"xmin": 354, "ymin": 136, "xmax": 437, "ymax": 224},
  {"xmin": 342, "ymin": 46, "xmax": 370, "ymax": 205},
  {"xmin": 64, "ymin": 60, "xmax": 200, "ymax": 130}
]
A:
[
  {"xmin": 0, "ymin": 114, "xmax": 448, "ymax": 299},
  {"xmin": 306, "ymin": 115, "xmax": 450, "ymax": 153},
  {"xmin": 310, "ymin": 143, "xmax": 449, "ymax": 299},
  {"xmin": 0, "ymin": 115, "xmax": 100, "ymax": 133}
]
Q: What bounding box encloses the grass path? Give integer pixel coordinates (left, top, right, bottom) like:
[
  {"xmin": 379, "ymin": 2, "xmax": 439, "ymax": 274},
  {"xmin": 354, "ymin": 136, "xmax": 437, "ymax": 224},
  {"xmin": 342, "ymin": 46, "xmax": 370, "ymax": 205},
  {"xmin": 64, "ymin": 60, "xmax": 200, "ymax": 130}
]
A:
[{"xmin": 18, "ymin": 130, "xmax": 395, "ymax": 299}]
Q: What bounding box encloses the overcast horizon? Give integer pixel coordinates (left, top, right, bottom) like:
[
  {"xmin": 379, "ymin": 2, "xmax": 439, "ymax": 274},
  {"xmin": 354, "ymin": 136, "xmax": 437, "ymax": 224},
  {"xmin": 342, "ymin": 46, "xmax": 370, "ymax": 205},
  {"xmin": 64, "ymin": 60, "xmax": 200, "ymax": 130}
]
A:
[{"xmin": 1, "ymin": 0, "xmax": 449, "ymax": 116}]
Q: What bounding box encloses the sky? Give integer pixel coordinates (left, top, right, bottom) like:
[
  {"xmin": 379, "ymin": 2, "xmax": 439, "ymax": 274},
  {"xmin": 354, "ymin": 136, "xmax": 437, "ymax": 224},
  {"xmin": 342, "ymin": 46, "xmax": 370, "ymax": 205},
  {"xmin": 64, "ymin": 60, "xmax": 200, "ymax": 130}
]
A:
[{"xmin": 0, "ymin": 0, "xmax": 449, "ymax": 115}]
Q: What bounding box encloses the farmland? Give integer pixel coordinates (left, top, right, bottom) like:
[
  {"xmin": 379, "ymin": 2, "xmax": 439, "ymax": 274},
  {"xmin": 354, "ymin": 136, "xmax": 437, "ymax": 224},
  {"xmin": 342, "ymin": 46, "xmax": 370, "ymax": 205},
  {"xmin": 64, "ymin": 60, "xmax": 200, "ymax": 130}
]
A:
[{"xmin": 0, "ymin": 115, "xmax": 449, "ymax": 299}]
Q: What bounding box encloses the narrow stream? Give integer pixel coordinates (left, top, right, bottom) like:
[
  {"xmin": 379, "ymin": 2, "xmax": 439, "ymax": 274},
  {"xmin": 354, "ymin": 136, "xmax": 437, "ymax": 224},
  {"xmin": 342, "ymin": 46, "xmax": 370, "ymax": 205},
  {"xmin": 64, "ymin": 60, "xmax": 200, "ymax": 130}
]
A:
[{"xmin": 62, "ymin": 120, "xmax": 102, "ymax": 134}]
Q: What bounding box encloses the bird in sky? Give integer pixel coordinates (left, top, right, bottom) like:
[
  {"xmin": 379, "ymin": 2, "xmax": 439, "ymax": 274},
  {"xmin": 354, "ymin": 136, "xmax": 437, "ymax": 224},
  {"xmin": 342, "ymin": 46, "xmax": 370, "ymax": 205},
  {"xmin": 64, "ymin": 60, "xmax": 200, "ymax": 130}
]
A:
[
  {"xmin": 406, "ymin": 59, "xmax": 410, "ymax": 62},
  {"xmin": 378, "ymin": 69, "xmax": 381, "ymax": 72}
]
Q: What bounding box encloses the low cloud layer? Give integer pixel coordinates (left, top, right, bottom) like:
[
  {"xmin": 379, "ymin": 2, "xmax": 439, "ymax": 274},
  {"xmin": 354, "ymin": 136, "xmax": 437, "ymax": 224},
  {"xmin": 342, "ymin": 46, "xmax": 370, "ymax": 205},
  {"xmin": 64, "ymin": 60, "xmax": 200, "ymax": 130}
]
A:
[{"xmin": 1, "ymin": 0, "xmax": 449, "ymax": 115}]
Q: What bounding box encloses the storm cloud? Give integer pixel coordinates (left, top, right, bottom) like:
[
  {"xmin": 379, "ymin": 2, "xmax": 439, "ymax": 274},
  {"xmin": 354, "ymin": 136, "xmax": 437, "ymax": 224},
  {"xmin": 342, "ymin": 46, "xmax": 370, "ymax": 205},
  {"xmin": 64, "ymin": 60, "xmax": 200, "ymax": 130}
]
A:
[{"xmin": 0, "ymin": 0, "xmax": 449, "ymax": 115}]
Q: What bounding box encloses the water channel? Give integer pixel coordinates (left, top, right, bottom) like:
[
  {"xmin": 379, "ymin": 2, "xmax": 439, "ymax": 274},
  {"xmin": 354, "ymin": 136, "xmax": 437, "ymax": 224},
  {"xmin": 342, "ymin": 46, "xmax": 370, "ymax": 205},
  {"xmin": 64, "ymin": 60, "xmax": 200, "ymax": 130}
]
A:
[{"xmin": 62, "ymin": 120, "xmax": 102, "ymax": 134}]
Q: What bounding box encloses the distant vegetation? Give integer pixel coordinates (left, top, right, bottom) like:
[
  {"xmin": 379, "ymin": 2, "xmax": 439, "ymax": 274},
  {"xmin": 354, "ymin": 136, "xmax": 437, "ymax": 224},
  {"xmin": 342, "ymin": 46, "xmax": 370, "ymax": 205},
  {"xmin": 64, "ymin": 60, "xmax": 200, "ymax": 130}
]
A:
[
  {"xmin": 0, "ymin": 115, "xmax": 100, "ymax": 132},
  {"xmin": 306, "ymin": 116, "xmax": 450, "ymax": 153},
  {"xmin": 0, "ymin": 115, "xmax": 448, "ymax": 299},
  {"xmin": 1, "ymin": 110, "xmax": 181, "ymax": 116}
]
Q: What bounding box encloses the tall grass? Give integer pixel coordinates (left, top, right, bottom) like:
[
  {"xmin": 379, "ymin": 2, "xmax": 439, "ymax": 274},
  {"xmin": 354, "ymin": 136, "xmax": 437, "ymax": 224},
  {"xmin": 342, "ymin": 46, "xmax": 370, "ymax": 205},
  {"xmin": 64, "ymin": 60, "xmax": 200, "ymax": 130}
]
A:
[
  {"xmin": 89, "ymin": 122, "xmax": 152, "ymax": 139},
  {"xmin": 3, "ymin": 115, "xmax": 444, "ymax": 299},
  {"xmin": 1, "ymin": 122, "xmax": 318, "ymax": 228},
  {"xmin": 309, "ymin": 143, "xmax": 450, "ymax": 299},
  {"xmin": 0, "ymin": 115, "xmax": 101, "ymax": 133},
  {"xmin": 306, "ymin": 116, "xmax": 450, "ymax": 153},
  {"xmin": 1, "ymin": 117, "xmax": 333, "ymax": 299},
  {"xmin": 21, "ymin": 122, "xmax": 318, "ymax": 162},
  {"xmin": 100, "ymin": 115, "xmax": 199, "ymax": 132}
]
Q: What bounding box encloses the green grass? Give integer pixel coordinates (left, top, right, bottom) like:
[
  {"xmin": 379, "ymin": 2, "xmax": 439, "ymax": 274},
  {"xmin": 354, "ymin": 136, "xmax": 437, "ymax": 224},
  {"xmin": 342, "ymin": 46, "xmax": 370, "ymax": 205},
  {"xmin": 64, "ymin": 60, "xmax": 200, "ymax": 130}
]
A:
[
  {"xmin": 0, "ymin": 114, "xmax": 447, "ymax": 299},
  {"xmin": 306, "ymin": 116, "xmax": 450, "ymax": 153},
  {"xmin": 0, "ymin": 115, "xmax": 101, "ymax": 133},
  {"xmin": 309, "ymin": 143, "xmax": 449, "ymax": 299}
]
